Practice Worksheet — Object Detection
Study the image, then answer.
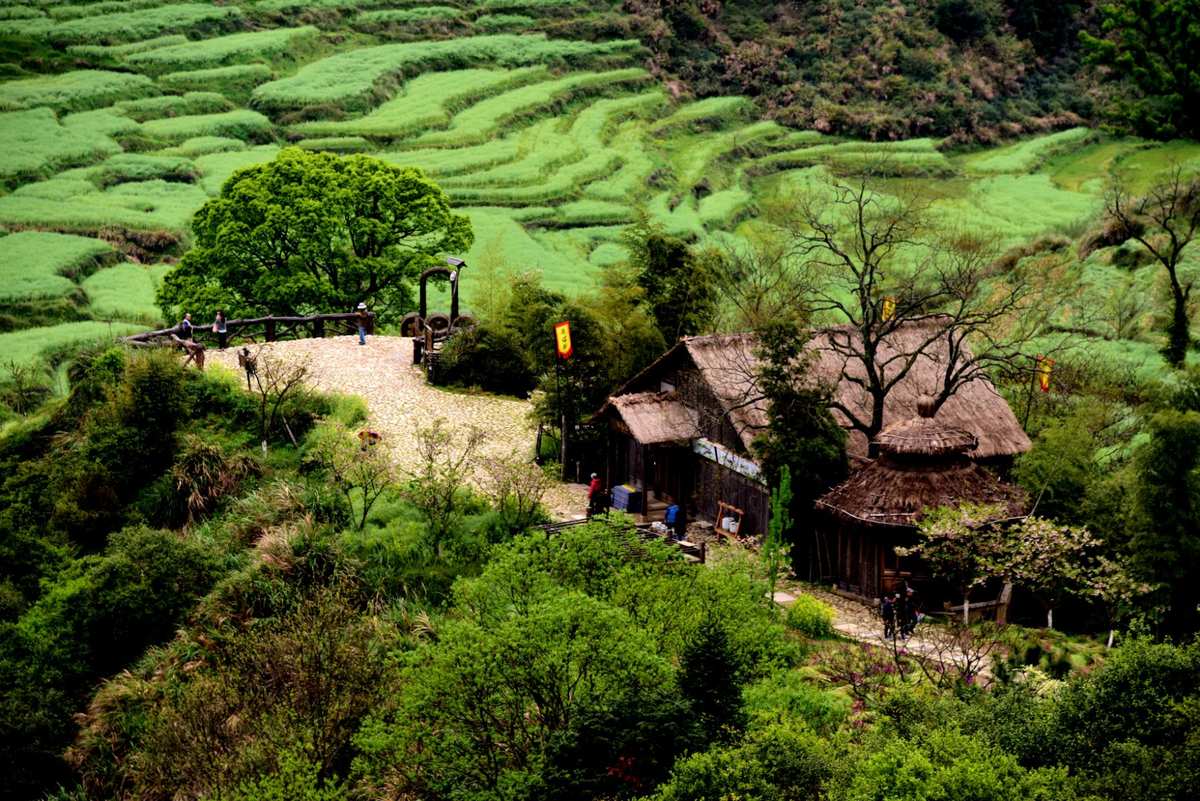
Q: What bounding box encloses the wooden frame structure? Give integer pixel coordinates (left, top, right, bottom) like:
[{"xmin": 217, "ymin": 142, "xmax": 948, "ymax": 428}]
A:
[{"xmin": 122, "ymin": 311, "xmax": 375, "ymax": 349}]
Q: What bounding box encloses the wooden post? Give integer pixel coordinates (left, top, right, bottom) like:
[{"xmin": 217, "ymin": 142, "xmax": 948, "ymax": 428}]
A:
[
  {"xmin": 313, "ymin": 318, "xmax": 325, "ymax": 338},
  {"xmin": 366, "ymin": 312, "xmax": 375, "ymax": 335},
  {"xmin": 265, "ymin": 318, "xmax": 276, "ymax": 342}
]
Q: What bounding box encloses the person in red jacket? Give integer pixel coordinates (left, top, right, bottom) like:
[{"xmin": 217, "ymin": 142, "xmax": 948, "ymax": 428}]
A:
[{"xmin": 587, "ymin": 473, "xmax": 603, "ymax": 518}]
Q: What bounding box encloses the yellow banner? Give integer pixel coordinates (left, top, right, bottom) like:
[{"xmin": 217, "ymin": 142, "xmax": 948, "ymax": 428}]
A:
[
  {"xmin": 1037, "ymin": 355, "xmax": 1053, "ymax": 392},
  {"xmin": 882, "ymin": 296, "xmax": 897, "ymax": 321},
  {"xmin": 554, "ymin": 320, "xmax": 573, "ymax": 360}
]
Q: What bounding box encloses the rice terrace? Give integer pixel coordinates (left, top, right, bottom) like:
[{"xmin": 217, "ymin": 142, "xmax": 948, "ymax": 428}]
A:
[{"xmin": 2, "ymin": 1, "xmax": 1200, "ymax": 800}]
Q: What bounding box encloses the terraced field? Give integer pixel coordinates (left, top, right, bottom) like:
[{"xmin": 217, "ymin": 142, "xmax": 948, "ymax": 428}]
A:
[{"xmin": 1, "ymin": 0, "xmax": 1198, "ymax": 380}]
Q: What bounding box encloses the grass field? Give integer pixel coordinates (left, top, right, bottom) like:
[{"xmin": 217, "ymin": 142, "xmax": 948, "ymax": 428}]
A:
[
  {"xmin": 0, "ymin": 0, "xmax": 1197, "ymax": 386},
  {"xmin": 0, "ymin": 232, "xmax": 115, "ymax": 302}
]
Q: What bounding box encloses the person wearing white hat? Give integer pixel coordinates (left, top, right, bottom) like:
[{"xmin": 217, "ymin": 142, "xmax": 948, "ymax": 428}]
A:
[{"xmin": 356, "ymin": 302, "xmax": 368, "ymax": 345}]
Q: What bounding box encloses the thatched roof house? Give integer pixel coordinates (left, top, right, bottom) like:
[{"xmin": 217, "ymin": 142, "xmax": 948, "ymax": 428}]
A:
[
  {"xmin": 608, "ymin": 322, "xmax": 1031, "ymax": 464},
  {"xmin": 596, "ymin": 321, "xmax": 1030, "ymax": 538},
  {"xmin": 814, "ymin": 397, "xmax": 1028, "ymax": 599}
]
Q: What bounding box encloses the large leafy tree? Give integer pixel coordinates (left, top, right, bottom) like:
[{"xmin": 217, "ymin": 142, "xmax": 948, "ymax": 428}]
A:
[
  {"xmin": 622, "ymin": 217, "xmax": 718, "ymax": 343},
  {"xmin": 1128, "ymin": 409, "xmax": 1200, "ymax": 632},
  {"xmin": 158, "ymin": 147, "xmax": 473, "ymax": 322},
  {"xmin": 1081, "ymin": 0, "xmax": 1200, "ymax": 138}
]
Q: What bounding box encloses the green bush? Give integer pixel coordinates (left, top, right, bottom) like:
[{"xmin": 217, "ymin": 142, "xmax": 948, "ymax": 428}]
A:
[
  {"xmin": 785, "ymin": 594, "xmax": 836, "ymax": 639},
  {"xmin": 435, "ymin": 322, "xmax": 535, "ymax": 396}
]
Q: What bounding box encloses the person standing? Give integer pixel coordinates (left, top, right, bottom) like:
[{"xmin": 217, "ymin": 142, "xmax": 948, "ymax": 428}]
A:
[
  {"xmin": 356, "ymin": 302, "xmax": 369, "ymax": 345},
  {"xmin": 895, "ymin": 586, "xmax": 909, "ymax": 639},
  {"xmin": 212, "ymin": 310, "xmax": 228, "ymax": 350},
  {"xmin": 904, "ymin": 586, "xmax": 920, "ymax": 636},
  {"xmin": 587, "ymin": 472, "xmax": 602, "ymax": 518},
  {"xmin": 180, "ymin": 312, "xmax": 193, "ymax": 341},
  {"xmin": 881, "ymin": 594, "xmax": 896, "ymax": 640}
]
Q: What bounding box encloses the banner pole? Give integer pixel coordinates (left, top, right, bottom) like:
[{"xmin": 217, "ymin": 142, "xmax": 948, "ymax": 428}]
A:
[{"xmin": 556, "ymin": 356, "xmax": 567, "ymax": 481}]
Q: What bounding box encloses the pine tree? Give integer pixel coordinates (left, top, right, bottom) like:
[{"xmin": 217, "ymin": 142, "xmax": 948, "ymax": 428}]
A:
[{"xmin": 679, "ymin": 613, "xmax": 746, "ymax": 745}]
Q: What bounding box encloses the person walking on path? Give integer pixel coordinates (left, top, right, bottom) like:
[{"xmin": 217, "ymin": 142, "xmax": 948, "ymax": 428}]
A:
[
  {"xmin": 212, "ymin": 310, "xmax": 228, "ymax": 350},
  {"xmin": 902, "ymin": 586, "xmax": 920, "ymax": 637},
  {"xmin": 180, "ymin": 312, "xmax": 194, "ymax": 341},
  {"xmin": 587, "ymin": 472, "xmax": 603, "ymax": 518},
  {"xmin": 881, "ymin": 594, "xmax": 896, "ymax": 640},
  {"xmin": 895, "ymin": 585, "xmax": 909, "ymax": 639},
  {"xmin": 356, "ymin": 302, "xmax": 369, "ymax": 345}
]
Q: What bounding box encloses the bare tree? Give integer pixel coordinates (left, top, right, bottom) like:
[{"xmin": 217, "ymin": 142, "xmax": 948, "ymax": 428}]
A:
[
  {"xmin": 1105, "ymin": 166, "xmax": 1200, "ymax": 366},
  {"xmin": 481, "ymin": 454, "xmax": 553, "ymax": 535},
  {"xmin": 711, "ymin": 233, "xmax": 814, "ymax": 332},
  {"xmin": 404, "ymin": 418, "xmax": 487, "ymax": 552},
  {"xmin": 782, "ymin": 171, "xmax": 1051, "ymax": 446},
  {"xmin": 247, "ymin": 349, "xmax": 311, "ymax": 452},
  {"xmin": 311, "ymin": 421, "xmax": 396, "ymax": 530}
]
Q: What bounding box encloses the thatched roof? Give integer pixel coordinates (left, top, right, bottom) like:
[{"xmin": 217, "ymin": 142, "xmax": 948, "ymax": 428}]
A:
[
  {"xmin": 610, "ymin": 323, "xmax": 1030, "ymax": 461},
  {"xmin": 604, "ymin": 391, "xmax": 700, "ymax": 445},
  {"xmin": 875, "ymin": 396, "xmax": 978, "ymax": 457},
  {"xmin": 816, "ymin": 405, "xmax": 1028, "ymax": 529}
]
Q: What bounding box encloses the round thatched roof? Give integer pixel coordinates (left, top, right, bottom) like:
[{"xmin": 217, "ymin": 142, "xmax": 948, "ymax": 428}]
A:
[
  {"xmin": 875, "ymin": 396, "xmax": 978, "ymax": 457},
  {"xmin": 815, "ymin": 398, "xmax": 1027, "ymax": 528}
]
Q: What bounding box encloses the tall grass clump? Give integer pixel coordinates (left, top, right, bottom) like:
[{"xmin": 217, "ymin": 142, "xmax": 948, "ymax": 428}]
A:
[
  {"xmin": 140, "ymin": 109, "xmax": 274, "ymax": 143},
  {"xmin": 125, "ymin": 26, "xmax": 320, "ymax": 74},
  {"xmin": 0, "ymin": 320, "xmax": 146, "ymax": 372},
  {"xmin": 39, "ymin": 4, "xmax": 243, "ymax": 46},
  {"xmin": 159, "ymin": 136, "xmax": 247, "ymax": 157},
  {"xmin": 0, "ymin": 108, "xmax": 120, "ymax": 189},
  {"xmin": 649, "ymin": 95, "xmax": 755, "ymax": 134},
  {"xmin": 482, "ymin": 0, "xmax": 584, "ymax": 9},
  {"xmin": 784, "ymin": 594, "xmax": 836, "ymax": 639},
  {"xmin": 413, "ymin": 68, "xmax": 649, "ymax": 147},
  {"xmin": 378, "ymin": 138, "xmax": 521, "ymax": 177},
  {"xmin": 61, "ymin": 108, "xmax": 143, "ymax": 138},
  {"xmin": 475, "ymin": 13, "xmax": 534, "ymax": 30},
  {"xmin": 116, "ymin": 91, "xmax": 232, "ymax": 122},
  {"xmin": 67, "ymin": 34, "xmax": 188, "ymax": 58},
  {"xmin": 194, "ymin": 145, "xmax": 280, "ymax": 193},
  {"xmin": 251, "ymin": 34, "xmax": 641, "ymax": 113},
  {"xmin": 355, "ymin": 6, "xmax": 461, "ymax": 26},
  {"xmin": 0, "ymin": 70, "xmax": 156, "ymax": 112},
  {"xmin": 291, "ymin": 67, "xmax": 546, "ymax": 139},
  {"xmin": 88, "ymin": 153, "xmax": 199, "ymax": 187},
  {"xmin": 157, "ymin": 64, "xmax": 274, "ymax": 99},
  {"xmin": 81, "ymin": 263, "xmax": 163, "ymax": 323},
  {"xmin": 965, "ymin": 127, "xmax": 1099, "ymax": 175},
  {"xmin": 0, "ymin": 232, "xmax": 116, "ymax": 303}
]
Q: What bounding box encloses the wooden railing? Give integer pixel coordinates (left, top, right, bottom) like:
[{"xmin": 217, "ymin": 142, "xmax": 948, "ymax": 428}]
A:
[{"xmin": 122, "ymin": 312, "xmax": 377, "ymax": 348}]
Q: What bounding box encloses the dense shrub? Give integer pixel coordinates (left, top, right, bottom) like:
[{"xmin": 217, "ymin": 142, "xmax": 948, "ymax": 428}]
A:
[
  {"xmin": 785, "ymin": 594, "xmax": 836, "ymax": 638},
  {"xmin": 435, "ymin": 322, "xmax": 535, "ymax": 396},
  {"xmin": 0, "ymin": 526, "xmax": 222, "ymax": 800}
]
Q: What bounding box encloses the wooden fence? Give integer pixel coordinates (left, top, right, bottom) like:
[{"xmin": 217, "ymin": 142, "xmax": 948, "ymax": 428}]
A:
[{"xmin": 122, "ymin": 312, "xmax": 376, "ymax": 348}]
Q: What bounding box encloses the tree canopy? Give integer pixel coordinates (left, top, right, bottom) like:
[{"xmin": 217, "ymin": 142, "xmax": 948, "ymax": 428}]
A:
[
  {"xmin": 1082, "ymin": 0, "xmax": 1200, "ymax": 139},
  {"xmin": 158, "ymin": 147, "xmax": 473, "ymax": 323}
]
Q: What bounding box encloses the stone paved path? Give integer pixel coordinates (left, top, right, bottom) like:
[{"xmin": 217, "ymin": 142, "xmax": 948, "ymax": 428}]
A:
[
  {"xmin": 209, "ymin": 335, "xmax": 587, "ymax": 518},
  {"xmin": 775, "ymin": 582, "xmax": 993, "ymax": 670}
]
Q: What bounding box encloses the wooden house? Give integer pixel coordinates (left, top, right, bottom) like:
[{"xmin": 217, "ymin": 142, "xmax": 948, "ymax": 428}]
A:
[
  {"xmin": 596, "ymin": 321, "xmax": 1031, "ymax": 542},
  {"xmin": 814, "ymin": 397, "xmax": 1029, "ymax": 600}
]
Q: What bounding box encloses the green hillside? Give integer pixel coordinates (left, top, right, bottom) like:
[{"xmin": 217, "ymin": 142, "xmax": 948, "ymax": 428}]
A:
[{"xmin": 3, "ymin": 3, "xmax": 1200, "ymax": 801}]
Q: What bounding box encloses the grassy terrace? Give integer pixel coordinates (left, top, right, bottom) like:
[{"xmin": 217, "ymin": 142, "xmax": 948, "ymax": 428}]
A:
[{"xmin": 0, "ymin": 0, "xmax": 1196, "ymax": 385}]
